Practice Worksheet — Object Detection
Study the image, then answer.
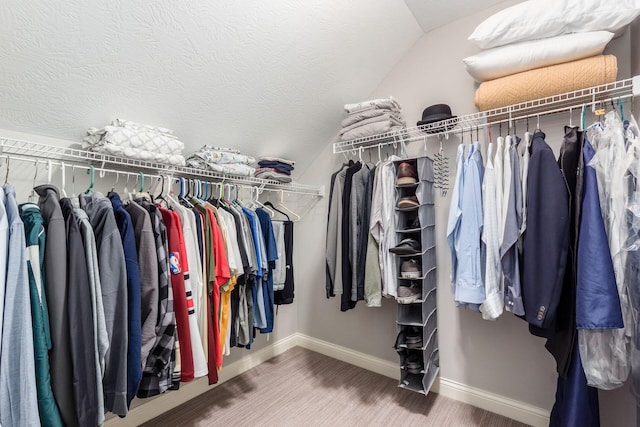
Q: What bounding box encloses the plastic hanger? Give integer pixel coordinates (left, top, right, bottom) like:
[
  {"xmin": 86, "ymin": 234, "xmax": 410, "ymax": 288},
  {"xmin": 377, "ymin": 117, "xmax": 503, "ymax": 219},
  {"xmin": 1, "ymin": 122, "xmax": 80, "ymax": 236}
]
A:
[
  {"xmin": 264, "ymin": 200, "xmax": 290, "ymax": 221},
  {"xmin": 28, "ymin": 161, "xmax": 39, "ymax": 203},
  {"xmin": 70, "ymin": 165, "xmax": 77, "ymax": 199},
  {"xmin": 252, "ymin": 186, "xmax": 275, "ymax": 217},
  {"xmin": 47, "ymin": 160, "xmax": 52, "ymax": 185},
  {"xmin": 85, "ymin": 165, "xmax": 95, "ymax": 194},
  {"xmin": 275, "ymin": 190, "xmax": 300, "ymax": 221},
  {"xmin": 111, "ymin": 171, "xmax": 119, "ymax": 192},
  {"xmin": 61, "ymin": 162, "xmax": 68, "ymax": 198},
  {"xmin": 135, "ymin": 172, "xmax": 152, "ymax": 201},
  {"xmin": 3, "ymin": 157, "xmax": 9, "ymax": 185}
]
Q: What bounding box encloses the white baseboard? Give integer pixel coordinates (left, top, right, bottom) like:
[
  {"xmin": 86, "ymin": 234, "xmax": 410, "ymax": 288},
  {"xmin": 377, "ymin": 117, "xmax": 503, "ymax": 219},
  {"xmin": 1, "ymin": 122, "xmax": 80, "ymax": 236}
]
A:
[
  {"xmin": 295, "ymin": 334, "xmax": 550, "ymax": 427},
  {"xmin": 435, "ymin": 377, "xmax": 550, "ymax": 427},
  {"xmin": 105, "ymin": 333, "xmax": 299, "ymax": 427},
  {"xmin": 106, "ymin": 333, "xmax": 549, "ymax": 427},
  {"xmin": 295, "ymin": 333, "xmax": 400, "ymax": 380}
]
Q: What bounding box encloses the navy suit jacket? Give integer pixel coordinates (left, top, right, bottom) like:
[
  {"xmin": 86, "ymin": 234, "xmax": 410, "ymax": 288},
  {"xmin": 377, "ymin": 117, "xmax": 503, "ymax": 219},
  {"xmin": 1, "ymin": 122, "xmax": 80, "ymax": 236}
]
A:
[{"xmin": 521, "ymin": 131, "xmax": 570, "ymax": 328}]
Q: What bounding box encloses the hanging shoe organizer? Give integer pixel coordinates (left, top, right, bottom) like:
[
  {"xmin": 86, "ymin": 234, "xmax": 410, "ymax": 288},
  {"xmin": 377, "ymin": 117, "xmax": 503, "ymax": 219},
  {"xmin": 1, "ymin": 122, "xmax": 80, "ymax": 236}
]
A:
[{"xmin": 392, "ymin": 156, "xmax": 438, "ymax": 395}]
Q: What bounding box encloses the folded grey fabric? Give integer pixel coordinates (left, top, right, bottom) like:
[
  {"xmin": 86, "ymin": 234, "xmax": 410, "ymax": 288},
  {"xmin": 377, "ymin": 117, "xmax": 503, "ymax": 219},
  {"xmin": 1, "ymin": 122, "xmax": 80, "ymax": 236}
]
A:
[
  {"xmin": 344, "ymin": 98, "xmax": 402, "ymax": 114},
  {"xmin": 259, "ymin": 156, "xmax": 295, "ymax": 166},
  {"xmin": 255, "ymin": 167, "xmax": 291, "ymax": 176},
  {"xmin": 340, "ymin": 121, "xmax": 404, "ymax": 141},
  {"xmin": 339, "ymin": 112, "xmax": 404, "ymax": 135},
  {"xmin": 341, "ymin": 109, "xmax": 387, "ymax": 128},
  {"xmin": 257, "ymin": 162, "xmax": 294, "ymax": 174},
  {"xmin": 254, "ymin": 170, "xmax": 293, "ymax": 183}
]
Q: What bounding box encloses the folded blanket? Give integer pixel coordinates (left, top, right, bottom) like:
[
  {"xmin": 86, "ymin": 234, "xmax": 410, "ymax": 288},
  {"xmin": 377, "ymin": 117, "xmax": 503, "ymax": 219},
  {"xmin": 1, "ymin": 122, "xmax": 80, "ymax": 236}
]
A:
[
  {"xmin": 254, "ymin": 170, "xmax": 293, "ymax": 183},
  {"xmin": 340, "ymin": 112, "xmax": 404, "ymax": 135},
  {"xmin": 475, "ymin": 55, "xmax": 618, "ymax": 111},
  {"xmin": 204, "ymin": 146, "xmax": 241, "ymax": 154},
  {"xmin": 189, "ymin": 146, "xmax": 256, "ymax": 165},
  {"xmin": 344, "ymin": 97, "xmax": 402, "ymax": 114},
  {"xmin": 186, "ymin": 157, "xmax": 256, "ymax": 177},
  {"xmin": 341, "ymin": 109, "xmax": 387, "ymax": 128},
  {"xmin": 255, "ymin": 167, "xmax": 291, "ymax": 176},
  {"xmin": 257, "ymin": 161, "xmax": 294, "ymax": 174},
  {"xmin": 83, "ymin": 119, "xmax": 185, "ymax": 156},
  {"xmin": 340, "ymin": 120, "xmax": 405, "ymax": 141},
  {"xmin": 259, "ymin": 156, "xmax": 295, "ymax": 166},
  {"xmin": 91, "ymin": 143, "xmax": 186, "ymax": 166}
]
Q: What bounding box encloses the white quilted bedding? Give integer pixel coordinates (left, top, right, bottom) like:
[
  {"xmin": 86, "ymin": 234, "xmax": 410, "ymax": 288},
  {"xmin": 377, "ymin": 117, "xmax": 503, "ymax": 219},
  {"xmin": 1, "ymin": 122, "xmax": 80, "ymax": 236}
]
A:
[{"xmin": 83, "ymin": 119, "xmax": 185, "ymax": 156}]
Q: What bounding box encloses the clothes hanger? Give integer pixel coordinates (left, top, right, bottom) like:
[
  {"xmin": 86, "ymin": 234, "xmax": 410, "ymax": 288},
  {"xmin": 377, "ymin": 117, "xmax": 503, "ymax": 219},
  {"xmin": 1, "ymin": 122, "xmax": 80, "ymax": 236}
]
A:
[
  {"xmin": 264, "ymin": 200, "xmax": 290, "ymax": 221},
  {"xmin": 111, "ymin": 171, "xmax": 119, "ymax": 193},
  {"xmin": 135, "ymin": 172, "xmax": 151, "ymax": 201},
  {"xmin": 47, "ymin": 160, "xmax": 52, "ymax": 185},
  {"xmin": 84, "ymin": 165, "xmax": 95, "ymax": 194},
  {"xmin": 61, "ymin": 162, "xmax": 68, "ymax": 198},
  {"xmin": 178, "ymin": 177, "xmax": 194, "ymax": 208},
  {"xmin": 28, "ymin": 160, "xmax": 39, "ymax": 203},
  {"xmin": 252, "ymin": 186, "xmax": 275, "ymax": 217},
  {"xmin": 70, "ymin": 165, "xmax": 76, "ymax": 199},
  {"xmin": 275, "ymin": 190, "xmax": 300, "ymax": 221}
]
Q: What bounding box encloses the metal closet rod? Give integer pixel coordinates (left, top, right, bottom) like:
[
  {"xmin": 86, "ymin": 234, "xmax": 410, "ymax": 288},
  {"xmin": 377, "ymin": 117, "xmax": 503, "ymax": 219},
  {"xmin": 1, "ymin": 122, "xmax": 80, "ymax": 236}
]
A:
[
  {"xmin": 0, "ymin": 137, "xmax": 325, "ymax": 197},
  {"xmin": 334, "ymin": 76, "xmax": 639, "ymax": 154},
  {"xmin": 0, "ymin": 153, "xmax": 309, "ymax": 199},
  {"xmin": 344, "ymin": 92, "xmax": 635, "ymax": 155}
]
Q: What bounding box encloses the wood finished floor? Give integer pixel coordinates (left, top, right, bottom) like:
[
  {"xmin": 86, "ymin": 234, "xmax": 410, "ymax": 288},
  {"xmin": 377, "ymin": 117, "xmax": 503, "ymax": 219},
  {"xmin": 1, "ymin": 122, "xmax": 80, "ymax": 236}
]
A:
[{"xmin": 142, "ymin": 347, "xmax": 528, "ymax": 427}]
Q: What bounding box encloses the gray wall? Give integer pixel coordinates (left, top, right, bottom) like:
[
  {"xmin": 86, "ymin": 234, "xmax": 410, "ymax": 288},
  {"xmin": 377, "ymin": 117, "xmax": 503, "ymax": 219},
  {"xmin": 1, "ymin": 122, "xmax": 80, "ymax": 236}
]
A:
[{"xmin": 296, "ymin": 2, "xmax": 639, "ymax": 425}]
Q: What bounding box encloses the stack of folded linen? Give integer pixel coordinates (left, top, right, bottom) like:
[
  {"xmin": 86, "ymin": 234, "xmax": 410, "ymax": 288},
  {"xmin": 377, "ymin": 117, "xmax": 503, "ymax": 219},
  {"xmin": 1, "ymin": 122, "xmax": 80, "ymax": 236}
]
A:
[
  {"xmin": 254, "ymin": 157, "xmax": 295, "ymax": 183},
  {"xmin": 83, "ymin": 119, "xmax": 186, "ymax": 166},
  {"xmin": 340, "ymin": 97, "xmax": 406, "ymax": 141},
  {"xmin": 186, "ymin": 146, "xmax": 256, "ymax": 176},
  {"xmin": 464, "ymin": 0, "xmax": 640, "ymax": 111}
]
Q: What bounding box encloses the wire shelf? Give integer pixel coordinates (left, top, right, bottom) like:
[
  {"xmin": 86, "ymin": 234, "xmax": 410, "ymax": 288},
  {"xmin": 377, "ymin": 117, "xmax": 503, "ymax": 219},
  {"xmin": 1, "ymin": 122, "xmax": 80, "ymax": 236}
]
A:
[
  {"xmin": 334, "ymin": 76, "xmax": 639, "ymax": 154},
  {"xmin": 0, "ymin": 137, "xmax": 324, "ymax": 197}
]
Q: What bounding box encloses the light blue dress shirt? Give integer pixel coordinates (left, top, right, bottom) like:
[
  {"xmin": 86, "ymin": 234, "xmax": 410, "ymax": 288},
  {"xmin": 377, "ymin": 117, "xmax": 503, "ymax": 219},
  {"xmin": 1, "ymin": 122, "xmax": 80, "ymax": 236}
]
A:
[
  {"xmin": 455, "ymin": 142, "xmax": 485, "ymax": 309},
  {"xmin": 0, "ymin": 185, "xmax": 41, "ymax": 427},
  {"xmin": 447, "ymin": 144, "xmax": 465, "ymax": 293}
]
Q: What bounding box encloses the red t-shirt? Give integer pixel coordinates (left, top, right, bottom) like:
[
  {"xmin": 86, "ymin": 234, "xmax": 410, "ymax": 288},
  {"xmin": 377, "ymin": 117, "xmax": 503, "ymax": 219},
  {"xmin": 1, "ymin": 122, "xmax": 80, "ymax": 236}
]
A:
[{"xmin": 159, "ymin": 207, "xmax": 194, "ymax": 382}]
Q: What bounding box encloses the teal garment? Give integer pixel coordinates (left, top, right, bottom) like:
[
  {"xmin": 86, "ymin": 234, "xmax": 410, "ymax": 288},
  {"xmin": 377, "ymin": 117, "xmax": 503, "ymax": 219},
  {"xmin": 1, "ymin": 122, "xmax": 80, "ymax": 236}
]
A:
[{"xmin": 20, "ymin": 203, "xmax": 64, "ymax": 427}]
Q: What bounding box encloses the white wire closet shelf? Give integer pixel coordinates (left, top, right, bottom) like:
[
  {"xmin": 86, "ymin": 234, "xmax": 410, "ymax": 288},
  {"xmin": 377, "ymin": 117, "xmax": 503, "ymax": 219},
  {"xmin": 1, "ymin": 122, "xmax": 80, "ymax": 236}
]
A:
[
  {"xmin": 333, "ymin": 75, "xmax": 640, "ymax": 154},
  {"xmin": 0, "ymin": 137, "xmax": 324, "ymax": 197}
]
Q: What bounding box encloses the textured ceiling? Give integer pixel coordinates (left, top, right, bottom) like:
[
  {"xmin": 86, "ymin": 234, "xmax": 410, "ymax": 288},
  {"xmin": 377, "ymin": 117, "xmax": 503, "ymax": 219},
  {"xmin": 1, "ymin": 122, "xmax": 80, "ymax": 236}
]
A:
[{"xmin": 0, "ymin": 1, "xmax": 503, "ymax": 173}]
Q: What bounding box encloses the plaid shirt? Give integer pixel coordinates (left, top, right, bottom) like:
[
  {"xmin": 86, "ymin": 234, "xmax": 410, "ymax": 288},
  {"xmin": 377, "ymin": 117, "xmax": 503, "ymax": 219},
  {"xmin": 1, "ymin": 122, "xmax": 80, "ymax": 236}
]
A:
[{"xmin": 136, "ymin": 201, "xmax": 176, "ymax": 398}]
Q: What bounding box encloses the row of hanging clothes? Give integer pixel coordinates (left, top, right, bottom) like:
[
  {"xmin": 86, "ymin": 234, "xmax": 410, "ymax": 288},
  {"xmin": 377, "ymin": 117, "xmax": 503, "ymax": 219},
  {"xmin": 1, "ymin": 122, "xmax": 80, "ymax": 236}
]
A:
[
  {"xmin": 0, "ymin": 160, "xmax": 297, "ymax": 427},
  {"xmin": 326, "ymin": 144, "xmax": 405, "ymax": 311},
  {"xmin": 447, "ymin": 99, "xmax": 640, "ymax": 426}
]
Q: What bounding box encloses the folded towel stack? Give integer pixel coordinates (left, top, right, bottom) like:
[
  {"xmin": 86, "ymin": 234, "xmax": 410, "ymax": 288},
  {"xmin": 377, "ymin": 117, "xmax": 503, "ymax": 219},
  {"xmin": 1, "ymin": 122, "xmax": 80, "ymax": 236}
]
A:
[
  {"xmin": 340, "ymin": 98, "xmax": 406, "ymax": 141},
  {"xmin": 83, "ymin": 119, "xmax": 186, "ymax": 166},
  {"xmin": 463, "ymin": 0, "xmax": 639, "ymax": 110},
  {"xmin": 186, "ymin": 146, "xmax": 256, "ymax": 176},
  {"xmin": 254, "ymin": 157, "xmax": 295, "ymax": 183}
]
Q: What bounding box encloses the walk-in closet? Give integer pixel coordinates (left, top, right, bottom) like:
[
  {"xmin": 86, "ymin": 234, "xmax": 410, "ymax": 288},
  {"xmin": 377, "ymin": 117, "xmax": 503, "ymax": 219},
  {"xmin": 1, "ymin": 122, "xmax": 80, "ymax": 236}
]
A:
[{"xmin": 1, "ymin": 1, "xmax": 640, "ymax": 426}]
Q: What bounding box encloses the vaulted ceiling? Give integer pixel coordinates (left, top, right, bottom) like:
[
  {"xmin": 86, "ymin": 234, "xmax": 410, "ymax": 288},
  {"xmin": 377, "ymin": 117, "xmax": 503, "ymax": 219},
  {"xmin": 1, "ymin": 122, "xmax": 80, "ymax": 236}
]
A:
[{"xmin": 0, "ymin": 0, "xmax": 511, "ymax": 172}]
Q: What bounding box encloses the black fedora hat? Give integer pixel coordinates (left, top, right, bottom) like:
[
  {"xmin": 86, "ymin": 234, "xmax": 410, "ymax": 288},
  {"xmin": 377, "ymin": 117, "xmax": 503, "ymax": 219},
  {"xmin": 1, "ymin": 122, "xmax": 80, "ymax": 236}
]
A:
[{"xmin": 417, "ymin": 104, "xmax": 458, "ymax": 132}]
